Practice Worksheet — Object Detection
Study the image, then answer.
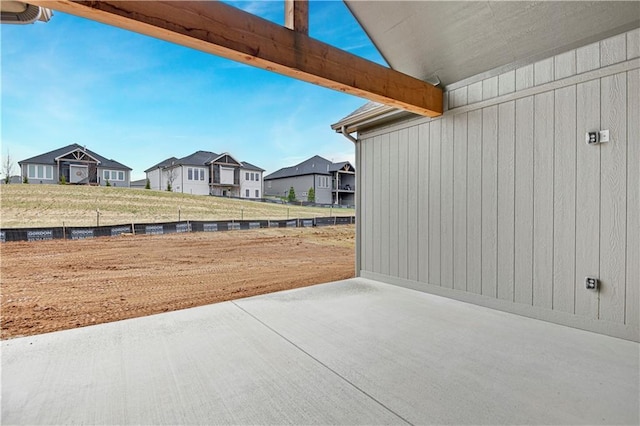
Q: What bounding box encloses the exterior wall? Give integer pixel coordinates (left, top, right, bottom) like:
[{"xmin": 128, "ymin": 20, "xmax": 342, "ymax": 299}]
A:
[
  {"xmin": 357, "ymin": 28, "xmax": 639, "ymax": 341},
  {"xmin": 147, "ymin": 169, "xmax": 163, "ymax": 191},
  {"xmin": 265, "ymin": 175, "xmax": 315, "ymax": 201},
  {"xmin": 97, "ymin": 168, "xmax": 130, "ymax": 187},
  {"xmin": 313, "ymin": 175, "xmax": 332, "ymax": 204},
  {"xmin": 240, "ymin": 169, "xmax": 263, "ymax": 199},
  {"xmin": 174, "ymin": 165, "xmax": 209, "ymax": 195},
  {"xmin": 20, "ymin": 163, "xmax": 57, "ymax": 184}
]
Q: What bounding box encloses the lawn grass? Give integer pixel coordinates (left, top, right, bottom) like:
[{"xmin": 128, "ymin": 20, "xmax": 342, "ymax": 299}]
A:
[{"xmin": 0, "ymin": 184, "xmax": 354, "ymax": 228}]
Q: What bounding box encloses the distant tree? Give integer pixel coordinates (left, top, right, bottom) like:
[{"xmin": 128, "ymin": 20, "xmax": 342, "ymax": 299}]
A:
[
  {"xmin": 2, "ymin": 152, "xmax": 14, "ymax": 184},
  {"xmin": 23, "ymin": 175, "xmax": 28, "ymax": 184},
  {"xmin": 145, "ymin": 178, "xmax": 151, "ymax": 189},
  {"xmin": 287, "ymin": 186, "xmax": 296, "ymax": 202},
  {"xmin": 106, "ymin": 180, "xmax": 111, "ymax": 187},
  {"xmin": 164, "ymin": 166, "xmax": 178, "ymax": 192},
  {"xmin": 307, "ymin": 187, "xmax": 315, "ymax": 203}
]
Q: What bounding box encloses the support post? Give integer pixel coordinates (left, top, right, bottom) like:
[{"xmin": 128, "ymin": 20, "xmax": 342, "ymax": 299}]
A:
[{"xmin": 284, "ymin": 0, "xmax": 308, "ymax": 35}]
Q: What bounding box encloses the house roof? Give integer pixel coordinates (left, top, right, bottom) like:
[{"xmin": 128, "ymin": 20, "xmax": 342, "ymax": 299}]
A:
[
  {"xmin": 144, "ymin": 157, "xmax": 178, "ymax": 173},
  {"xmin": 264, "ymin": 155, "xmax": 355, "ymax": 180},
  {"xmin": 241, "ymin": 161, "xmax": 265, "ymax": 172},
  {"xmin": 145, "ymin": 151, "xmax": 265, "ymax": 173},
  {"xmin": 180, "ymin": 150, "xmax": 219, "ymax": 166},
  {"xmin": 329, "ymin": 161, "xmax": 354, "ymax": 173},
  {"xmin": 18, "ymin": 143, "xmax": 131, "ymax": 170}
]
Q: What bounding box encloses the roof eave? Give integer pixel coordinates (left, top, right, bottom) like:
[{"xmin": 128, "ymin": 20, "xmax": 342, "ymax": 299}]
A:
[{"xmin": 331, "ymin": 105, "xmax": 413, "ymax": 135}]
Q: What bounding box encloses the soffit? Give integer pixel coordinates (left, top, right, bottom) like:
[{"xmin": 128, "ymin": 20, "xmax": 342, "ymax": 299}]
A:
[{"xmin": 345, "ymin": 1, "xmax": 640, "ymax": 86}]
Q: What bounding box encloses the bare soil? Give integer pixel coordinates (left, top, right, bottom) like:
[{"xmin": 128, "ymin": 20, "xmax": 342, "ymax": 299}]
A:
[{"xmin": 1, "ymin": 226, "xmax": 355, "ymax": 339}]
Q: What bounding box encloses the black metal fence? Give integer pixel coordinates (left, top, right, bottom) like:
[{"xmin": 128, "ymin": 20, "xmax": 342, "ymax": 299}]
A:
[{"xmin": 0, "ymin": 216, "xmax": 356, "ymax": 243}]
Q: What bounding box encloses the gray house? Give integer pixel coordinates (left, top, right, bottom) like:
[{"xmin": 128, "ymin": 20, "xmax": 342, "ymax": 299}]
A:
[
  {"xmin": 18, "ymin": 143, "xmax": 131, "ymax": 186},
  {"xmin": 264, "ymin": 155, "xmax": 355, "ymax": 205}
]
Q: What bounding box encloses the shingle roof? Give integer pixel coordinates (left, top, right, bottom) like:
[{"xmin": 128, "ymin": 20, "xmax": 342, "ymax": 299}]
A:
[
  {"xmin": 241, "ymin": 161, "xmax": 265, "ymax": 172},
  {"xmin": 264, "ymin": 155, "xmax": 354, "ymax": 180},
  {"xmin": 144, "ymin": 156, "xmax": 179, "ymax": 172},
  {"xmin": 145, "ymin": 151, "xmax": 265, "ymax": 173},
  {"xmin": 18, "ymin": 143, "xmax": 131, "ymax": 170},
  {"xmin": 179, "ymin": 150, "xmax": 219, "ymax": 166}
]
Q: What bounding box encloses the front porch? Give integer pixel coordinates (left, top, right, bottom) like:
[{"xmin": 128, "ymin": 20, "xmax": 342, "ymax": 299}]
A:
[{"xmin": 2, "ymin": 278, "xmax": 638, "ymax": 424}]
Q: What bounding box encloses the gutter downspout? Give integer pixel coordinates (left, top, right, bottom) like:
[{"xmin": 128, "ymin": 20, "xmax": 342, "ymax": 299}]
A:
[
  {"xmin": 340, "ymin": 125, "xmax": 357, "ymax": 143},
  {"xmin": 339, "ymin": 125, "xmax": 360, "ymax": 277}
]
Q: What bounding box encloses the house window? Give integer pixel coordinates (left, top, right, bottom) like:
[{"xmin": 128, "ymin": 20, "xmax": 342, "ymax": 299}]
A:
[
  {"xmin": 268, "ymin": 181, "xmax": 272, "ymax": 189},
  {"xmin": 188, "ymin": 168, "xmax": 193, "ymax": 180},
  {"xmin": 251, "ymin": 173, "xmax": 255, "ymax": 181},
  {"xmin": 255, "ymin": 189, "xmax": 259, "ymax": 198},
  {"xmin": 102, "ymin": 170, "xmax": 125, "ymax": 181},
  {"xmin": 245, "ymin": 189, "xmax": 250, "ymax": 197},
  {"xmin": 246, "ymin": 172, "xmax": 250, "ymax": 180},
  {"xmin": 200, "ymin": 169, "xmax": 205, "ymax": 181},
  {"xmin": 28, "ymin": 164, "xmax": 53, "ymax": 180},
  {"xmin": 255, "ymin": 174, "xmax": 260, "ymax": 182}
]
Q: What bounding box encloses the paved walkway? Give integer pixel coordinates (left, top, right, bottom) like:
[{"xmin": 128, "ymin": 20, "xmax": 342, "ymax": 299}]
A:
[{"xmin": 2, "ymin": 278, "xmax": 638, "ymax": 424}]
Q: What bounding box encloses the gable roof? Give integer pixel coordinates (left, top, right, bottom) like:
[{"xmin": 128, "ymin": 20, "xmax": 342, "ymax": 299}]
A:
[
  {"xmin": 18, "ymin": 143, "xmax": 131, "ymax": 170},
  {"xmin": 265, "ymin": 155, "xmax": 354, "ymax": 180},
  {"xmin": 241, "ymin": 161, "xmax": 265, "ymax": 172},
  {"xmin": 329, "ymin": 161, "xmax": 355, "ymax": 172}
]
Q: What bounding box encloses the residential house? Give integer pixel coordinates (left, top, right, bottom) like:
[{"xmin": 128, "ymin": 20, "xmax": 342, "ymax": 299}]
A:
[
  {"xmin": 264, "ymin": 155, "xmax": 355, "ymax": 205},
  {"xmin": 18, "ymin": 143, "xmax": 131, "ymax": 186},
  {"xmin": 144, "ymin": 151, "xmax": 264, "ymax": 198}
]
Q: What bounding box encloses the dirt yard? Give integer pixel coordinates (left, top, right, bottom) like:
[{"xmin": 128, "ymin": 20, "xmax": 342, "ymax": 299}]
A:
[{"xmin": 1, "ymin": 226, "xmax": 355, "ymax": 339}]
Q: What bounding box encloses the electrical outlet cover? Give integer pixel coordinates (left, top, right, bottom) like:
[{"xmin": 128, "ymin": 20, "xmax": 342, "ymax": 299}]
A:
[{"xmin": 599, "ymin": 129, "xmax": 610, "ymax": 143}]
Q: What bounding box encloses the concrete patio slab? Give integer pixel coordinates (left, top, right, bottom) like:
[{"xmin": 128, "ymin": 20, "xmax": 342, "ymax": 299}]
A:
[
  {"xmin": 3, "ymin": 278, "xmax": 639, "ymax": 425},
  {"xmin": 1, "ymin": 299, "xmax": 404, "ymax": 425}
]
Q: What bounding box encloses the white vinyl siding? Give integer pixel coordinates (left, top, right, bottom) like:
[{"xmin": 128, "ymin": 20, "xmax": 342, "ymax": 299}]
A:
[{"xmin": 27, "ymin": 165, "xmax": 53, "ymax": 180}]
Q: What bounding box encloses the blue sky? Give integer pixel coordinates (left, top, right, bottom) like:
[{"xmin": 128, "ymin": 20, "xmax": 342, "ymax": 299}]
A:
[{"xmin": 1, "ymin": 1, "xmax": 384, "ymax": 180}]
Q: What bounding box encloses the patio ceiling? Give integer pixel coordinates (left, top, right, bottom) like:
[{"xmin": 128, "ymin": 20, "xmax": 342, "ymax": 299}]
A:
[{"xmin": 346, "ymin": 1, "xmax": 640, "ymax": 86}]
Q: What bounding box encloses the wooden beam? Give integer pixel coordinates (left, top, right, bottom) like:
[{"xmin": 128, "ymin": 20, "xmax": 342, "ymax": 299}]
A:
[
  {"xmin": 284, "ymin": 0, "xmax": 308, "ymax": 35},
  {"xmin": 30, "ymin": 1, "xmax": 443, "ymax": 117}
]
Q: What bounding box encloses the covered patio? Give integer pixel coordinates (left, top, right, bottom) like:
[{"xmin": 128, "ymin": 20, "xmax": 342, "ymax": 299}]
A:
[{"xmin": 3, "ymin": 278, "xmax": 638, "ymax": 425}]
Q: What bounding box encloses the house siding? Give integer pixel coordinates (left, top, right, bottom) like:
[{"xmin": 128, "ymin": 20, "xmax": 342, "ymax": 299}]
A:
[
  {"xmin": 356, "ymin": 28, "xmax": 639, "ymax": 341},
  {"xmin": 97, "ymin": 168, "xmax": 131, "ymax": 187},
  {"xmin": 20, "ymin": 163, "xmax": 57, "ymax": 184},
  {"xmin": 265, "ymin": 175, "xmax": 316, "ymax": 202},
  {"xmin": 240, "ymin": 169, "xmax": 263, "ymax": 198}
]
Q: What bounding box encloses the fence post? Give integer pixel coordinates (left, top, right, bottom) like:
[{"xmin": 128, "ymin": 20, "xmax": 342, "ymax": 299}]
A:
[{"xmin": 96, "ymin": 209, "xmax": 100, "ymax": 227}]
